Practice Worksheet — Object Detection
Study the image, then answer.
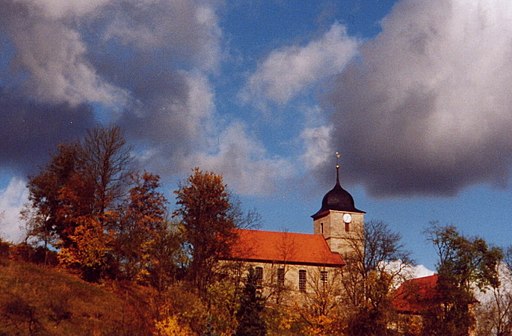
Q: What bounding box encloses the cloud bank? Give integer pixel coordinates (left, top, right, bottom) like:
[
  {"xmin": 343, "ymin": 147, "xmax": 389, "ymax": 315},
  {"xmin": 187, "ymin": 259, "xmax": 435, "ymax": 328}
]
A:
[
  {"xmin": 0, "ymin": 0, "xmax": 291, "ymax": 196},
  {"xmin": 0, "ymin": 90, "xmax": 96, "ymax": 174},
  {"xmin": 3, "ymin": 0, "xmax": 512, "ymax": 201},
  {"xmin": 327, "ymin": 0, "xmax": 512, "ymax": 196}
]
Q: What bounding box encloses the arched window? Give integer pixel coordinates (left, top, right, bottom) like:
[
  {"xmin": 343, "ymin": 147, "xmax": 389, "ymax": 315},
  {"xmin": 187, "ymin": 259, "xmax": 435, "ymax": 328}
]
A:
[
  {"xmin": 277, "ymin": 268, "xmax": 285, "ymax": 287},
  {"xmin": 255, "ymin": 266, "xmax": 263, "ymax": 287},
  {"xmin": 299, "ymin": 270, "xmax": 307, "ymax": 292}
]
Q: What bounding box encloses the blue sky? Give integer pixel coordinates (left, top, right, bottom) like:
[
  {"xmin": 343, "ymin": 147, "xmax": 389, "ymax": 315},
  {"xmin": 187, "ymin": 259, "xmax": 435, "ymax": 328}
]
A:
[{"xmin": 1, "ymin": 0, "xmax": 512, "ymax": 272}]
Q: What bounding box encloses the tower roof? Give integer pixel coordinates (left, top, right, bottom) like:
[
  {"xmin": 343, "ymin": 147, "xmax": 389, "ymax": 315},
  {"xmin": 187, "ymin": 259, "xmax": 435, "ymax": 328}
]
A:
[{"xmin": 312, "ymin": 154, "xmax": 364, "ymax": 219}]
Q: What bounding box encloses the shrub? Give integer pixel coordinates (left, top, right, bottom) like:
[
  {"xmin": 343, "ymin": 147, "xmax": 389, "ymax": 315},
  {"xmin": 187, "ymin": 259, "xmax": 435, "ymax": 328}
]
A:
[
  {"xmin": 0, "ymin": 239, "xmax": 9, "ymax": 266},
  {"xmin": 2, "ymin": 296, "xmax": 41, "ymax": 335}
]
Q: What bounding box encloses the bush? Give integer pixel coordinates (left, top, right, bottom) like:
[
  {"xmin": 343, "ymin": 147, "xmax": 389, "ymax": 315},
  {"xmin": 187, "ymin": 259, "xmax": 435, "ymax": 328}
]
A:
[
  {"xmin": 48, "ymin": 296, "xmax": 72, "ymax": 325},
  {"xmin": 155, "ymin": 315, "xmax": 195, "ymax": 336},
  {"xmin": 0, "ymin": 239, "xmax": 10, "ymax": 258},
  {"xmin": 156, "ymin": 283, "xmax": 209, "ymax": 334},
  {"xmin": 9, "ymin": 243, "xmax": 58, "ymax": 265},
  {"xmin": 2, "ymin": 296, "xmax": 41, "ymax": 335}
]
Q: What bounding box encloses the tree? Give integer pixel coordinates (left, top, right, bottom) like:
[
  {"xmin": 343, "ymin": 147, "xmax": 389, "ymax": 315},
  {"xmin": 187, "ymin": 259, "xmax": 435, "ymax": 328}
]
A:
[
  {"xmin": 24, "ymin": 126, "xmax": 133, "ymax": 281},
  {"xmin": 475, "ymin": 266, "xmax": 512, "ymax": 336},
  {"xmin": 113, "ymin": 172, "xmax": 180, "ymax": 290},
  {"xmin": 24, "ymin": 143, "xmax": 80, "ymax": 250},
  {"xmin": 475, "ymin": 246, "xmax": 512, "ymax": 336},
  {"xmin": 173, "ymin": 168, "xmax": 238, "ymax": 294},
  {"xmin": 424, "ymin": 223, "xmax": 502, "ymax": 336},
  {"xmin": 58, "ymin": 127, "xmax": 132, "ymax": 280},
  {"xmin": 295, "ymin": 268, "xmax": 345, "ymax": 336},
  {"xmin": 235, "ymin": 267, "xmax": 267, "ymax": 336},
  {"xmin": 342, "ymin": 220, "xmax": 413, "ymax": 336},
  {"xmin": 155, "ymin": 315, "xmax": 194, "ymax": 336},
  {"xmin": 78, "ymin": 126, "xmax": 131, "ymax": 220}
]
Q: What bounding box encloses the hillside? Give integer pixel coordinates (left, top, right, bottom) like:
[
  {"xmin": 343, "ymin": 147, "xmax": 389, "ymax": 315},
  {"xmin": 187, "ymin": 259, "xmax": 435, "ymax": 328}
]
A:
[{"xmin": 0, "ymin": 258, "xmax": 154, "ymax": 336}]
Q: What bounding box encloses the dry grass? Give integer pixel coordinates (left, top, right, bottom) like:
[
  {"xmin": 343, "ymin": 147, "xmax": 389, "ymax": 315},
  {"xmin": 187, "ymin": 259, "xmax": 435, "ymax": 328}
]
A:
[{"xmin": 0, "ymin": 258, "xmax": 154, "ymax": 336}]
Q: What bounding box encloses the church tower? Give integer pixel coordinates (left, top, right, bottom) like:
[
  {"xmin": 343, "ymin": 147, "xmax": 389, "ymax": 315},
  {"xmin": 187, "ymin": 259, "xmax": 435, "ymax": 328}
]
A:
[{"xmin": 312, "ymin": 153, "xmax": 365, "ymax": 257}]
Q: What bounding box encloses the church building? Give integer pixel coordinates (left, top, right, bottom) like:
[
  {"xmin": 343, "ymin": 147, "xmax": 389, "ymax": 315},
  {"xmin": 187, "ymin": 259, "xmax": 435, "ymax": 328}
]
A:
[{"xmin": 223, "ymin": 156, "xmax": 365, "ymax": 297}]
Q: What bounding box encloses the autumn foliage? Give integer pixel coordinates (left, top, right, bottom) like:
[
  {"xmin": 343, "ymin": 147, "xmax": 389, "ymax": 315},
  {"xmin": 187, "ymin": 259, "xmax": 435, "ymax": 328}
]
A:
[{"xmin": 174, "ymin": 167, "xmax": 238, "ymax": 294}]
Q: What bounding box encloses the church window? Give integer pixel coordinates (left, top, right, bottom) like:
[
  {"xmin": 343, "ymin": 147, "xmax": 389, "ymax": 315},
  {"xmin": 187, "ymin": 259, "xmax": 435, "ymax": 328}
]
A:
[
  {"xmin": 320, "ymin": 270, "xmax": 328, "ymax": 285},
  {"xmin": 255, "ymin": 267, "xmax": 263, "ymax": 286},
  {"xmin": 299, "ymin": 270, "xmax": 307, "ymax": 292},
  {"xmin": 277, "ymin": 268, "xmax": 285, "ymax": 287},
  {"xmin": 321, "ymin": 223, "xmax": 324, "ymax": 233},
  {"xmin": 345, "ymin": 222, "xmax": 350, "ymax": 232}
]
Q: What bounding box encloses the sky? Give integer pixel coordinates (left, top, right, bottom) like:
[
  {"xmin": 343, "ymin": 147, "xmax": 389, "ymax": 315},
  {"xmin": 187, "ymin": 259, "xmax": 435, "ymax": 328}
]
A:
[{"xmin": 1, "ymin": 0, "xmax": 512, "ymax": 274}]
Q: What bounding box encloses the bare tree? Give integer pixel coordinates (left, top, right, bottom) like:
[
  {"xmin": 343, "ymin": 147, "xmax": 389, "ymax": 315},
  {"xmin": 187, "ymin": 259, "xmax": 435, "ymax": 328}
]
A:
[
  {"xmin": 79, "ymin": 126, "xmax": 132, "ymax": 219},
  {"xmin": 476, "ymin": 247, "xmax": 512, "ymax": 336},
  {"xmin": 341, "ymin": 220, "xmax": 413, "ymax": 336},
  {"xmin": 297, "ymin": 267, "xmax": 345, "ymax": 335}
]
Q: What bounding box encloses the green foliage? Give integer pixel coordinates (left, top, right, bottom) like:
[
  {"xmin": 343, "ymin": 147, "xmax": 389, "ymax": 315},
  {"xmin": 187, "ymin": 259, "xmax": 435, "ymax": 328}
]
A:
[
  {"xmin": 235, "ymin": 267, "xmax": 267, "ymax": 336},
  {"xmin": 424, "ymin": 223, "xmax": 503, "ymax": 336},
  {"xmin": 346, "ymin": 304, "xmax": 392, "ymax": 336},
  {"xmin": 205, "ymin": 277, "xmax": 242, "ymax": 334}
]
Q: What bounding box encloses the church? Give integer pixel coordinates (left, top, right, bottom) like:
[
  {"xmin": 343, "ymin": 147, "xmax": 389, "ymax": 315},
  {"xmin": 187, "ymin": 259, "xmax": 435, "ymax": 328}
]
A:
[
  {"xmin": 221, "ymin": 156, "xmax": 450, "ymax": 334},
  {"xmin": 222, "ymin": 155, "xmax": 365, "ymax": 297}
]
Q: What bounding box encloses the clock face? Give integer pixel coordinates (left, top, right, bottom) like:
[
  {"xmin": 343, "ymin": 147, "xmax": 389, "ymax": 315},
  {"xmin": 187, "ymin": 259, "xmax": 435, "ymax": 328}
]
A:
[{"xmin": 343, "ymin": 213, "xmax": 352, "ymax": 224}]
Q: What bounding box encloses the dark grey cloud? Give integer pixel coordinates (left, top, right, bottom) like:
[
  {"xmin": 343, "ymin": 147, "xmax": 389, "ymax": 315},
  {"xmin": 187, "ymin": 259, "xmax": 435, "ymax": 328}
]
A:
[
  {"xmin": 0, "ymin": 0, "xmax": 222, "ymax": 178},
  {"xmin": 0, "ymin": 88, "xmax": 95, "ymax": 175},
  {"xmin": 0, "ymin": 0, "xmax": 293, "ymax": 196},
  {"xmin": 325, "ymin": 0, "xmax": 512, "ymax": 197}
]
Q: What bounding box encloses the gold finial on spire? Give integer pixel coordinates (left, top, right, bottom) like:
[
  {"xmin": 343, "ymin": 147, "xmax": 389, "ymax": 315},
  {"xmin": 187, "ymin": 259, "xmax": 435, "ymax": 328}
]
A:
[{"xmin": 335, "ymin": 152, "xmax": 341, "ymax": 184}]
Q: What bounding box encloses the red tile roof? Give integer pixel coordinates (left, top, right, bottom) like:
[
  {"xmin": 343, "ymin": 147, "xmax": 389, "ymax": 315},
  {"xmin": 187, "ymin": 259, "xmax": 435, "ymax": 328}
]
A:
[
  {"xmin": 393, "ymin": 274, "xmax": 438, "ymax": 314},
  {"xmin": 225, "ymin": 229, "xmax": 344, "ymax": 267}
]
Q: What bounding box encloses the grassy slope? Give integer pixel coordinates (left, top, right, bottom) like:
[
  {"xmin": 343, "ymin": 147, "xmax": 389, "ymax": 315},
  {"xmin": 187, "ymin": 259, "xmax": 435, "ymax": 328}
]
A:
[{"xmin": 0, "ymin": 258, "xmax": 154, "ymax": 336}]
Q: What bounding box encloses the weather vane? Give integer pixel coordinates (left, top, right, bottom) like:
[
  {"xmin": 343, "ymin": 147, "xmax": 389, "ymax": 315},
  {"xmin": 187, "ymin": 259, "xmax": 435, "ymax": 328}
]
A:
[{"xmin": 335, "ymin": 151, "xmax": 341, "ymax": 169}]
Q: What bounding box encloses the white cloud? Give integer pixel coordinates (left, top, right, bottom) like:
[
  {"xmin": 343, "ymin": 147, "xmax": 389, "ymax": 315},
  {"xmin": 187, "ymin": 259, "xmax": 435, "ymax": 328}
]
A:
[
  {"xmin": 6, "ymin": 11, "xmax": 127, "ymax": 106},
  {"xmin": 475, "ymin": 262, "xmax": 512, "ymax": 304},
  {"xmin": 328, "ymin": 0, "xmax": 512, "ymax": 196},
  {"xmin": 23, "ymin": 0, "xmax": 110, "ymax": 19},
  {"xmin": 241, "ymin": 22, "xmax": 359, "ymax": 107},
  {"xmin": 183, "ymin": 71, "xmax": 216, "ymax": 138},
  {"xmin": 181, "ymin": 122, "xmax": 294, "ymax": 196},
  {"xmin": 299, "ymin": 104, "xmax": 334, "ymax": 170},
  {"xmin": 0, "ymin": 177, "xmax": 28, "ymax": 243},
  {"xmin": 385, "ymin": 260, "xmax": 436, "ymax": 288},
  {"xmin": 407, "ymin": 264, "xmax": 435, "ymax": 279},
  {"xmin": 301, "ymin": 125, "xmax": 333, "ymax": 170}
]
